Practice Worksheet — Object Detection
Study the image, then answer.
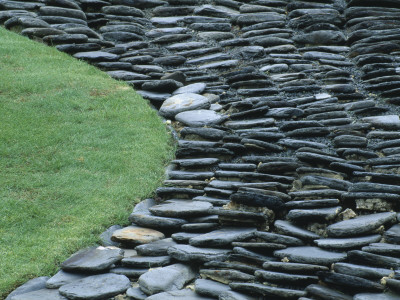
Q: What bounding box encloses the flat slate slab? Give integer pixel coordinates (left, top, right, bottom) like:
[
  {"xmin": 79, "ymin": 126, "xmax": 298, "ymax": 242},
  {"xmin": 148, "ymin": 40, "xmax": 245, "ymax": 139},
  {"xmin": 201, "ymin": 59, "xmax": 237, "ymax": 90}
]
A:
[
  {"xmin": 111, "ymin": 226, "xmax": 165, "ymax": 245},
  {"xmin": 146, "ymin": 289, "xmax": 214, "ymax": 300},
  {"xmin": 10, "ymin": 289, "xmax": 67, "ymax": 300},
  {"xmin": 149, "ymin": 200, "xmax": 212, "ymax": 217},
  {"xmin": 326, "ymin": 212, "xmax": 397, "ymax": 237},
  {"xmin": 159, "ymin": 93, "xmax": 210, "ymax": 118},
  {"xmin": 315, "ymin": 235, "xmax": 382, "ymax": 250},
  {"xmin": 5, "ymin": 277, "xmax": 49, "ymax": 300},
  {"xmin": 274, "ymin": 246, "xmax": 347, "ymax": 265},
  {"xmin": 135, "ymin": 238, "xmax": 177, "ymax": 256},
  {"xmin": 58, "ymin": 273, "xmax": 130, "ymax": 300},
  {"xmin": 173, "ymin": 82, "xmax": 206, "ymax": 95},
  {"xmin": 175, "ymin": 109, "xmax": 226, "ymax": 127},
  {"xmin": 189, "ymin": 227, "xmax": 256, "ymax": 247},
  {"xmin": 168, "ymin": 244, "xmax": 231, "ymax": 262},
  {"xmin": 46, "ymin": 270, "xmax": 87, "ymax": 289},
  {"xmin": 138, "ymin": 263, "xmax": 196, "ymax": 295},
  {"xmin": 61, "ymin": 246, "xmax": 124, "ymax": 272}
]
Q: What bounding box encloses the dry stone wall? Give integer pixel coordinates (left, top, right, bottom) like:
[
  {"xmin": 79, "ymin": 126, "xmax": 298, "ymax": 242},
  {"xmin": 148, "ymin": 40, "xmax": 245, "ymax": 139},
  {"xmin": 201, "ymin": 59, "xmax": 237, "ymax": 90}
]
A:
[{"xmin": 3, "ymin": 0, "xmax": 400, "ymax": 299}]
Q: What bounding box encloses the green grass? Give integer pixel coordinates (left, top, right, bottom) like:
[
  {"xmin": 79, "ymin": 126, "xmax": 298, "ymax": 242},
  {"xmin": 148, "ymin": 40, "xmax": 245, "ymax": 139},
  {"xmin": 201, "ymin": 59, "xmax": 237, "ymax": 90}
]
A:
[{"xmin": 0, "ymin": 28, "xmax": 174, "ymax": 298}]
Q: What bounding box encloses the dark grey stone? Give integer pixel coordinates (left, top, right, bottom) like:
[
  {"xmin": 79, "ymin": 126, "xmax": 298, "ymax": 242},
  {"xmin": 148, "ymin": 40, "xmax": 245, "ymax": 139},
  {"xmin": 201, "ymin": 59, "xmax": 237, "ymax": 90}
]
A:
[
  {"xmin": 46, "ymin": 271, "xmax": 87, "ymax": 289},
  {"xmin": 61, "ymin": 247, "xmax": 123, "ymax": 272},
  {"xmin": 149, "ymin": 200, "xmax": 212, "ymax": 218},
  {"xmin": 109, "ymin": 266, "xmax": 148, "ymax": 278},
  {"xmin": 263, "ymin": 261, "xmax": 328, "ymax": 274},
  {"xmin": 199, "ymin": 269, "xmax": 255, "ymax": 283},
  {"xmin": 168, "ymin": 244, "xmax": 231, "ymax": 262},
  {"xmin": 141, "ymin": 80, "xmax": 183, "ymax": 93},
  {"xmin": 230, "ymin": 282, "xmax": 306, "ymax": 298},
  {"xmin": 99, "ymin": 225, "xmax": 122, "ymax": 247},
  {"xmin": 315, "ymin": 235, "xmax": 382, "ymax": 250},
  {"xmin": 255, "ymin": 270, "xmax": 318, "ymax": 285},
  {"xmin": 58, "ymin": 273, "xmax": 130, "ymax": 299},
  {"xmin": 219, "ymin": 290, "xmax": 258, "ymax": 300},
  {"xmin": 138, "ymin": 263, "xmax": 196, "ymax": 295},
  {"xmin": 175, "ymin": 110, "xmax": 227, "ymax": 127},
  {"xmin": 195, "ymin": 279, "xmax": 231, "ymax": 297},
  {"xmin": 122, "ymin": 255, "xmax": 171, "ymax": 268},
  {"xmin": 306, "ymin": 284, "xmax": 352, "ymax": 300},
  {"xmin": 255, "ymin": 231, "xmax": 304, "ymax": 246},
  {"xmin": 10, "ymin": 289, "xmax": 67, "ymax": 300},
  {"xmin": 317, "ymin": 271, "xmax": 384, "ymax": 293},
  {"xmin": 135, "ymin": 238, "xmax": 177, "ymax": 256},
  {"xmin": 230, "ymin": 192, "xmax": 285, "ymax": 210},
  {"xmin": 6, "ymin": 277, "xmax": 49, "ymax": 300},
  {"xmin": 159, "ymin": 93, "xmax": 210, "ymax": 118},
  {"xmin": 326, "ymin": 212, "xmax": 397, "ymax": 238},
  {"xmin": 274, "ymin": 246, "xmax": 347, "ymax": 265},
  {"xmin": 146, "ymin": 289, "xmax": 214, "ymax": 300},
  {"xmin": 126, "ymin": 287, "xmax": 147, "ymax": 300},
  {"xmin": 354, "ymin": 293, "xmax": 400, "ymax": 300},
  {"xmin": 189, "ymin": 227, "xmax": 256, "ymax": 247},
  {"xmin": 274, "ymin": 220, "xmax": 320, "ymax": 240},
  {"xmin": 287, "ymin": 206, "xmax": 342, "ymax": 223},
  {"xmin": 107, "ymin": 70, "xmax": 150, "ymax": 80},
  {"xmin": 348, "ymin": 250, "xmax": 400, "ymax": 269},
  {"xmin": 333, "ymin": 262, "xmax": 392, "ymax": 280},
  {"xmin": 385, "ymin": 224, "xmax": 400, "ymax": 244},
  {"xmin": 363, "ymin": 243, "xmax": 400, "ymax": 256}
]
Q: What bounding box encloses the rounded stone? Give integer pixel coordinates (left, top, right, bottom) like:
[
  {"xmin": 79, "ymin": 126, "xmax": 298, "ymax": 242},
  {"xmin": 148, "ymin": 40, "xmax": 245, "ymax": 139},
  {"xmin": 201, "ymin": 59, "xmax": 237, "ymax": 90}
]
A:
[{"xmin": 111, "ymin": 226, "xmax": 165, "ymax": 245}]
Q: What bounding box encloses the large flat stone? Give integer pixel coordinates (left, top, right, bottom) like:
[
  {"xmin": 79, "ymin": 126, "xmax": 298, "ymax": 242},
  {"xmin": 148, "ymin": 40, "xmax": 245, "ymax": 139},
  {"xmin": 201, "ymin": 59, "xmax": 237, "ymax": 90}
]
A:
[
  {"xmin": 189, "ymin": 227, "xmax": 256, "ymax": 247},
  {"xmin": 159, "ymin": 93, "xmax": 210, "ymax": 118},
  {"xmin": 168, "ymin": 244, "xmax": 231, "ymax": 262},
  {"xmin": 138, "ymin": 263, "xmax": 196, "ymax": 295},
  {"xmin": 6, "ymin": 277, "xmax": 49, "ymax": 300},
  {"xmin": 274, "ymin": 246, "xmax": 347, "ymax": 265},
  {"xmin": 149, "ymin": 200, "xmax": 212, "ymax": 217},
  {"xmin": 111, "ymin": 226, "xmax": 164, "ymax": 245},
  {"xmin": 58, "ymin": 273, "xmax": 130, "ymax": 300},
  {"xmin": 326, "ymin": 212, "xmax": 397, "ymax": 238},
  {"xmin": 146, "ymin": 289, "xmax": 214, "ymax": 300},
  {"xmin": 10, "ymin": 289, "xmax": 67, "ymax": 300},
  {"xmin": 175, "ymin": 109, "xmax": 227, "ymax": 127},
  {"xmin": 61, "ymin": 246, "xmax": 123, "ymax": 272}
]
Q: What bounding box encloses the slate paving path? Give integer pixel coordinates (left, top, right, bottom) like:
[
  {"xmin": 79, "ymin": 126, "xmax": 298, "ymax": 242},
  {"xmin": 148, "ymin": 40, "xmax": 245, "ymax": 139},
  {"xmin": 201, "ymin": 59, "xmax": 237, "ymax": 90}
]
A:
[{"xmin": 3, "ymin": 0, "xmax": 400, "ymax": 299}]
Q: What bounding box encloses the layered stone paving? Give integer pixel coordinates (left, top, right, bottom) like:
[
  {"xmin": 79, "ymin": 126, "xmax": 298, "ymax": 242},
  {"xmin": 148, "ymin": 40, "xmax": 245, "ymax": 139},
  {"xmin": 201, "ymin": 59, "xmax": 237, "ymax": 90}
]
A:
[{"xmin": 3, "ymin": 0, "xmax": 400, "ymax": 298}]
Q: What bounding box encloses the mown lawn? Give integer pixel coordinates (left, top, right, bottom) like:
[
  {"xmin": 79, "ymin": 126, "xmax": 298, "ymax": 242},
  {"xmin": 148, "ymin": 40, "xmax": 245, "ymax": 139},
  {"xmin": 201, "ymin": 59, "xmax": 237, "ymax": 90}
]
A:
[{"xmin": 0, "ymin": 28, "xmax": 174, "ymax": 298}]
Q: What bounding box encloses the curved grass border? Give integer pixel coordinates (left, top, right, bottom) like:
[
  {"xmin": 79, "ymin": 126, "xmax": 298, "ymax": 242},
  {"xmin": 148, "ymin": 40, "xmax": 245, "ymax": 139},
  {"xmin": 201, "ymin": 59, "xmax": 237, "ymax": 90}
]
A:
[{"xmin": 0, "ymin": 28, "xmax": 174, "ymax": 298}]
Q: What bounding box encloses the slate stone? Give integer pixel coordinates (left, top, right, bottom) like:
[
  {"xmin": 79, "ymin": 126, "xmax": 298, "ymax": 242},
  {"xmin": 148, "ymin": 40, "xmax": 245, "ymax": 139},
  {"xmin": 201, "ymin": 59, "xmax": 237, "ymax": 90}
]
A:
[
  {"xmin": 10, "ymin": 289, "xmax": 67, "ymax": 300},
  {"xmin": 225, "ymin": 118, "xmax": 275, "ymax": 130},
  {"xmin": 255, "ymin": 270, "xmax": 318, "ymax": 285},
  {"xmin": 39, "ymin": 6, "xmax": 86, "ymax": 20},
  {"xmin": 61, "ymin": 246, "xmax": 123, "ymax": 272},
  {"xmin": 274, "ymin": 220, "xmax": 320, "ymax": 240},
  {"xmin": 255, "ymin": 231, "xmax": 304, "ymax": 246},
  {"xmin": 285, "ymin": 199, "xmax": 340, "ymax": 209},
  {"xmin": 175, "ymin": 109, "xmax": 227, "ymax": 127},
  {"xmin": 126, "ymin": 286, "xmax": 147, "ymax": 300},
  {"xmin": 231, "ymin": 247, "xmax": 276, "ymax": 265},
  {"xmin": 274, "ymin": 246, "xmax": 347, "ymax": 265},
  {"xmin": 189, "ymin": 227, "xmax": 256, "ymax": 247},
  {"xmin": 168, "ymin": 244, "xmax": 231, "ymax": 262},
  {"xmin": 287, "ymin": 206, "xmax": 342, "ymax": 223},
  {"xmin": 348, "ymin": 250, "xmax": 400, "ymax": 269},
  {"xmin": 46, "ymin": 271, "xmax": 87, "ymax": 289},
  {"xmin": 135, "ymin": 238, "xmax": 177, "ymax": 256},
  {"xmin": 138, "ymin": 263, "xmax": 196, "ymax": 295},
  {"xmin": 219, "ymin": 290, "xmax": 258, "ymax": 300},
  {"xmin": 149, "ymin": 200, "xmax": 212, "ymax": 218},
  {"xmin": 354, "ymin": 293, "xmax": 400, "ymax": 300},
  {"xmin": 111, "ymin": 226, "xmax": 164, "ymax": 245},
  {"xmin": 137, "ymin": 91, "xmax": 171, "ymax": 103},
  {"xmin": 199, "ymin": 269, "xmax": 255, "ymax": 283},
  {"xmin": 306, "ymin": 284, "xmax": 352, "ymax": 300},
  {"xmin": 263, "ymin": 261, "xmax": 328, "ymax": 274},
  {"xmin": 171, "ymin": 232, "xmax": 201, "ymax": 243},
  {"xmin": 109, "ymin": 266, "xmax": 148, "ymax": 278},
  {"xmin": 159, "ymin": 93, "xmax": 210, "ymax": 118},
  {"xmin": 326, "ymin": 212, "xmax": 397, "ymax": 238},
  {"xmin": 333, "ymin": 263, "xmax": 393, "ymax": 280},
  {"xmin": 107, "ymin": 71, "xmax": 150, "ymax": 80},
  {"xmin": 317, "ymin": 271, "xmax": 384, "ymax": 293},
  {"xmin": 141, "ymin": 80, "xmax": 183, "ymax": 93},
  {"xmin": 230, "ymin": 282, "xmax": 306, "ymax": 298},
  {"xmin": 122, "ymin": 256, "xmax": 171, "ymax": 268},
  {"xmin": 384, "ymin": 224, "xmax": 400, "ymax": 244},
  {"xmin": 58, "ymin": 273, "xmax": 130, "ymax": 299},
  {"xmin": 172, "ymin": 83, "xmax": 207, "ymax": 95},
  {"xmin": 363, "ymin": 243, "xmax": 400, "ymax": 256},
  {"xmin": 146, "ymin": 289, "xmax": 214, "ymax": 300},
  {"xmin": 5, "ymin": 277, "xmax": 49, "ymax": 300},
  {"xmin": 315, "ymin": 235, "xmax": 382, "ymax": 250},
  {"xmin": 195, "ymin": 279, "xmax": 231, "ymax": 297}
]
